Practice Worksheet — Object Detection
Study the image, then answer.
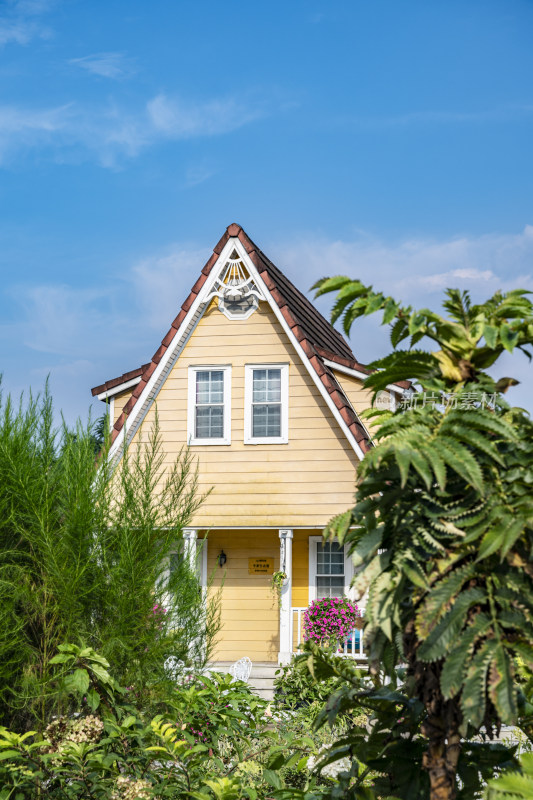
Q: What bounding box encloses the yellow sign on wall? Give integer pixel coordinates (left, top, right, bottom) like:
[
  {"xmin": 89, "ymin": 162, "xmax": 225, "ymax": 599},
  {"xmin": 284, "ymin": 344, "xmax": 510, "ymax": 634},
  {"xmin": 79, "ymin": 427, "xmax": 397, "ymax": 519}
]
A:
[{"xmin": 248, "ymin": 557, "xmax": 274, "ymax": 575}]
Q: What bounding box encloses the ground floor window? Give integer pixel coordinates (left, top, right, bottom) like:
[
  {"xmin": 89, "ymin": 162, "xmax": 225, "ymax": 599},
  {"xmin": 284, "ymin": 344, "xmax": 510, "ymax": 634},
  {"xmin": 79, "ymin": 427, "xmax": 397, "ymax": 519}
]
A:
[{"xmin": 308, "ymin": 536, "xmax": 353, "ymax": 602}]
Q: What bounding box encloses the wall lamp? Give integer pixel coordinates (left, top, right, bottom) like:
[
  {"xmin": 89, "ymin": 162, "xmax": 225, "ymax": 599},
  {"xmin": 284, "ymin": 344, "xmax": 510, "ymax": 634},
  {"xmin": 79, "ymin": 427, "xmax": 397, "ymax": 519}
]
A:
[{"xmin": 217, "ymin": 550, "xmax": 227, "ymax": 568}]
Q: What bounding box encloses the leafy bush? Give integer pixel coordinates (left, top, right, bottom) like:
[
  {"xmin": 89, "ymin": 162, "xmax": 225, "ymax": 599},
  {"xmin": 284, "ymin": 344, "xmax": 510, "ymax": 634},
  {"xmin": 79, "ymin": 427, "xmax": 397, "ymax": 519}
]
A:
[
  {"xmin": 303, "ymin": 596, "xmax": 360, "ymax": 644},
  {"xmin": 0, "ymin": 385, "xmax": 219, "ymax": 729},
  {"xmin": 0, "ymin": 644, "xmax": 337, "ymax": 799},
  {"xmin": 311, "ymin": 279, "xmax": 533, "ymax": 799},
  {"xmin": 274, "ymin": 655, "xmax": 340, "ymax": 709}
]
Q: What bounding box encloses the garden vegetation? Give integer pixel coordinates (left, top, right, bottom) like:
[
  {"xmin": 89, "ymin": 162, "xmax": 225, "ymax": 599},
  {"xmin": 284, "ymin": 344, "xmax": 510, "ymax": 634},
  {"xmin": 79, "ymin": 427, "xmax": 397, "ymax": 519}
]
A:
[{"xmin": 1, "ymin": 279, "xmax": 532, "ymax": 798}]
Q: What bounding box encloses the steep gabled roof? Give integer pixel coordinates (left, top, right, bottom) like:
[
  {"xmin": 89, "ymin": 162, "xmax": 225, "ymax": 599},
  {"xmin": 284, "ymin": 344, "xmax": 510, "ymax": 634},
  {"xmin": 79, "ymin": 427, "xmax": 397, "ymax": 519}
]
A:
[{"xmin": 92, "ymin": 223, "xmax": 382, "ymax": 457}]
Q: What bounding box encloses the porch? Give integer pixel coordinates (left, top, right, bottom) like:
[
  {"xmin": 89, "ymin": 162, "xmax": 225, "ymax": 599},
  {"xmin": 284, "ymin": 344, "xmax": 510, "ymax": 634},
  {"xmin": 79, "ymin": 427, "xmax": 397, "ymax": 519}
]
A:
[{"xmin": 184, "ymin": 526, "xmax": 366, "ymax": 664}]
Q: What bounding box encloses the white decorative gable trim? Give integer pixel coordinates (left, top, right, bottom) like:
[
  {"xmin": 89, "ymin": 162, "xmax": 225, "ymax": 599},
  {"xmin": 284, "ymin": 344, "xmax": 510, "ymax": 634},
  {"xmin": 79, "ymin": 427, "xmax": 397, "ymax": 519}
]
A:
[
  {"xmin": 107, "ymin": 237, "xmax": 366, "ymax": 464},
  {"xmin": 205, "ymin": 248, "xmax": 265, "ymax": 320}
]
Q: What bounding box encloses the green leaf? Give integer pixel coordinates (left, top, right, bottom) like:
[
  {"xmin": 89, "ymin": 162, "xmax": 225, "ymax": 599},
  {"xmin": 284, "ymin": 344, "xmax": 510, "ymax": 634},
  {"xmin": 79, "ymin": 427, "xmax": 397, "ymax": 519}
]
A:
[
  {"xmin": 0, "ymin": 750, "xmax": 20, "ymax": 761},
  {"xmin": 421, "ymin": 442, "xmax": 447, "ymax": 490},
  {"xmin": 263, "ymin": 768, "xmax": 282, "ymax": 789},
  {"xmin": 483, "ymin": 324, "xmax": 498, "ymax": 348},
  {"xmin": 266, "ymin": 751, "xmax": 286, "ymax": 770},
  {"xmin": 86, "ymin": 689, "xmax": 100, "ymax": 712},
  {"xmin": 349, "ymin": 528, "xmax": 383, "ymax": 567},
  {"xmin": 500, "ymin": 323, "xmax": 519, "ymax": 353},
  {"xmin": 488, "ymin": 644, "xmax": 517, "ymax": 724},
  {"xmin": 383, "ymin": 298, "xmax": 399, "ymax": 325},
  {"xmin": 440, "ymin": 613, "xmax": 491, "ymax": 698},
  {"xmin": 409, "ymin": 312, "xmax": 427, "ymax": 336},
  {"xmin": 395, "ymin": 448, "xmax": 411, "ymax": 488},
  {"xmin": 461, "ymin": 639, "xmax": 497, "ymax": 729},
  {"xmin": 49, "ymin": 653, "xmax": 73, "ymax": 664},
  {"xmin": 476, "ymin": 517, "xmax": 524, "ymax": 561},
  {"xmin": 438, "ymin": 437, "xmax": 485, "ymax": 493},
  {"xmin": 390, "ymin": 318, "xmax": 409, "ymax": 348},
  {"xmin": 311, "ymin": 275, "xmax": 352, "ymax": 297},
  {"xmin": 418, "ymin": 587, "xmax": 486, "ymax": 662},
  {"xmin": 64, "ymin": 668, "xmax": 90, "ymax": 696},
  {"xmin": 417, "ymin": 563, "xmax": 476, "ymax": 636}
]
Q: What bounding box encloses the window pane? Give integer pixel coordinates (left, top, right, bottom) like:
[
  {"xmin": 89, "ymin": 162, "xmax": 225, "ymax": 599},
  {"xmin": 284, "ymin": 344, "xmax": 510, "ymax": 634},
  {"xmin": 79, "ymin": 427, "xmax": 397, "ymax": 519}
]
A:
[
  {"xmin": 253, "ymin": 368, "xmax": 281, "ymax": 403},
  {"xmin": 316, "ymin": 576, "xmax": 345, "ymax": 599},
  {"xmin": 196, "ymin": 370, "xmax": 224, "ymax": 404},
  {"xmin": 316, "ymin": 543, "xmax": 344, "ymax": 575},
  {"xmin": 196, "ymin": 405, "xmax": 223, "ymax": 439},
  {"xmin": 252, "ymin": 404, "xmax": 281, "ymax": 437}
]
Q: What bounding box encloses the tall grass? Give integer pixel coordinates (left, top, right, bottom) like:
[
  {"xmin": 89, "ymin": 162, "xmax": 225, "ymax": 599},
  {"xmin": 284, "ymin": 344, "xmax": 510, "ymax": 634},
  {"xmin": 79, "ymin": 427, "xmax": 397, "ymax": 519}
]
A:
[{"xmin": 0, "ymin": 383, "xmax": 218, "ymax": 728}]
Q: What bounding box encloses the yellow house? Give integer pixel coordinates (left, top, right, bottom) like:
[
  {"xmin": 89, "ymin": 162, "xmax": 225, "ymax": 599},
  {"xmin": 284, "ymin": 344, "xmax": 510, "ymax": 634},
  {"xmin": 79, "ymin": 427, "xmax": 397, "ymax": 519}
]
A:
[{"xmin": 91, "ymin": 223, "xmax": 406, "ymax": 671}]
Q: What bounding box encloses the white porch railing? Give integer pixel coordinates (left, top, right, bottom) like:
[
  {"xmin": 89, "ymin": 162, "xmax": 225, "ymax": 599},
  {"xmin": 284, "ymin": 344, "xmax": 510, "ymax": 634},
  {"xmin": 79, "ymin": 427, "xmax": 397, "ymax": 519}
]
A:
[{"xmin": 290, "ymin": 607, "xmax": 366, "ymax": 659}]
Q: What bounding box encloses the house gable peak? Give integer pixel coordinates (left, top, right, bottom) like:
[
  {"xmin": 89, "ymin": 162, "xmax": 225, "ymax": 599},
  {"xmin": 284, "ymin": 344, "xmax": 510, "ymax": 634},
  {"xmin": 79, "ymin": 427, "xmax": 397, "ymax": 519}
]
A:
[{"xmin": 93, "ymin": 224, "xmax": 372, "ymax": 459}]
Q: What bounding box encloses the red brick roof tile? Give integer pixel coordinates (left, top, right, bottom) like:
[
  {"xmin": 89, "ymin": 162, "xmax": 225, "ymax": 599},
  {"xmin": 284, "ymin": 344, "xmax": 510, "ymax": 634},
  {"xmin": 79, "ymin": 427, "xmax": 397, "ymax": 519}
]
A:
[{"xmin": 91, "ymin": 364, "xmax": 150, "ymax": 397}]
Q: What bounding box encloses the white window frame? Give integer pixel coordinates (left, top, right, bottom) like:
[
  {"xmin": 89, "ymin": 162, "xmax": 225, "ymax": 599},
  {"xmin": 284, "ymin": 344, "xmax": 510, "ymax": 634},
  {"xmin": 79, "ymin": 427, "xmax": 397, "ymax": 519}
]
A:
[
  {"xmin": 308, "ymin": 536, "xmax": 354, "ymax": 604},
  {"xmin": 187, "ymin": 365, "xmax": 232, "ymax": 446},
  {"xmin": 244, "ymin": 363, "xmax": 289, "ymax": 444}
]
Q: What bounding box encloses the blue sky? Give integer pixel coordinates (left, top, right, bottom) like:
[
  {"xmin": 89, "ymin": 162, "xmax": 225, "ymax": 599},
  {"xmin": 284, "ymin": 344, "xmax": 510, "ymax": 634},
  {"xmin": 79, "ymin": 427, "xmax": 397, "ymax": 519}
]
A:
[{"xmin": 1, "ymin": 0, "xmax": 532, "ymax": 422}]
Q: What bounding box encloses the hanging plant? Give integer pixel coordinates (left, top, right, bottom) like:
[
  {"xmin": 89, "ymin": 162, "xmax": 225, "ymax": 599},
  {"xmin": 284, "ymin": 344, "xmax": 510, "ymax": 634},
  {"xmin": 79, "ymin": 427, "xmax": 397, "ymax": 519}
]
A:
[
  {"xmin": 303, "ymin": 596, "xmax": 360, "ymax": 646},
  {"xmin": 270, "ymin": 571, "xmax": 287, "ymax": 608}
]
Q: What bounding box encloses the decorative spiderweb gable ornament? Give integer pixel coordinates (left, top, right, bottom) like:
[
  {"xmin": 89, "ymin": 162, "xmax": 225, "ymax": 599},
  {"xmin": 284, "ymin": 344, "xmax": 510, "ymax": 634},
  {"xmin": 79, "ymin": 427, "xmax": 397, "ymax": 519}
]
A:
[{"xmin": 206, "ymin": 250, "xmax": 265, "ymax": 320}]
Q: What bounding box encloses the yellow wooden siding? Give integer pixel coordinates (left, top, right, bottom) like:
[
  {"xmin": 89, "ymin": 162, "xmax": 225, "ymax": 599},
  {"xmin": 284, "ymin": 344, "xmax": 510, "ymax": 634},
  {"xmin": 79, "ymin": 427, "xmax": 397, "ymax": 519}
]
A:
[
  {"xmin": 113, "ymin": 389, "xmax": 134, "ymax": 426},
  {"xmin": 207, "ymin": 530, "xmax": 280, "ymax": 662},
  {"xmin": 333, "ymin": 372, "xmax": 380, "ymax": 435},
  {"xmin": 128, "ymin": 301, "xmax": 361, "ymax": 527},
  {"xmin": 292, "ymin": 530, "xmax": 310, "ymax": 608},
  {"xmin": 206, "ymin": 529, "xmax": 319, "ymax": 661}
]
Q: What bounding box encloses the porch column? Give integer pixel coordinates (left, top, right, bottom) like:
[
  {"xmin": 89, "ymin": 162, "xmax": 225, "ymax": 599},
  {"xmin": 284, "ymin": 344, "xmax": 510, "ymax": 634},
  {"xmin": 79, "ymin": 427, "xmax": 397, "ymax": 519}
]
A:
[
  {"xmin": 183, "ymin": 528, "xmax": 198, "ymax": 573},
  {"xmin": 278, "ymin": 528, "xmax": 293, "ymax": 664}
]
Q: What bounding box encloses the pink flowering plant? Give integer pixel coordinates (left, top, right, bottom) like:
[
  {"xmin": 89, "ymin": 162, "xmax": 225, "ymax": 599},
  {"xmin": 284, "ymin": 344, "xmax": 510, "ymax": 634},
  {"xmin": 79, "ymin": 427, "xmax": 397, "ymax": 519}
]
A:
[{"xmin": 303, "ymin": 596, "xmax": 360, "ymax": 645}]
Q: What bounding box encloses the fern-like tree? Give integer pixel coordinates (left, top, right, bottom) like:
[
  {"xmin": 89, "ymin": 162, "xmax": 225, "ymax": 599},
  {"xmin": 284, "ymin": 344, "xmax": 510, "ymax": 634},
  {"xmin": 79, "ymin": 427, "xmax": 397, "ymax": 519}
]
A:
[
  {"xmin": 312, "ymin": 280, "xmax": 533, "ymax": 800},
  {"xmin": 0, "ymin": 384, "xmax": 218, "ymax": 729}
]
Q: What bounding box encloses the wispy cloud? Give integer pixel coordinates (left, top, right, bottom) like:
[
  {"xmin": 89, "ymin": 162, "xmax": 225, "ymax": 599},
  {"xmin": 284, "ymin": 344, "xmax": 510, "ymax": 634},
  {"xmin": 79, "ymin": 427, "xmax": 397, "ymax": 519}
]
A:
[
  {"xmin": 147, "ymin": 93, "xmax": 265, "ymax": 138},
  {"xmin": 0, "ymin": 91, "xmax": 268, "ymax": 168},
  {"xmin": 69, "ymin": 52, "xmax": 136, "ymax": 80},
  {"xmin": 184, "ymin": 161, "xmax": 217, "ymax": 188},
  {"xmin": 0, "ymin": 0, "xmax": 53, "ymax": 47},
  {"xmin": 274, "ymin": 225, "xmax": 533, "ymax": 408},
  {"xmin": 0, "ymin": 103, "xmax": 70, "ymax": 161}
]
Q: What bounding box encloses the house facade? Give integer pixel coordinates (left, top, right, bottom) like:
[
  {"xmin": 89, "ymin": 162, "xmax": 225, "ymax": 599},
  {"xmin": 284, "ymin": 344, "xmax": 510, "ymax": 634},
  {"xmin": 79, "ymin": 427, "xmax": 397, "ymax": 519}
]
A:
[{"xmin": 91, "ymin": 224, "xmax": 405, "ymax": 665}]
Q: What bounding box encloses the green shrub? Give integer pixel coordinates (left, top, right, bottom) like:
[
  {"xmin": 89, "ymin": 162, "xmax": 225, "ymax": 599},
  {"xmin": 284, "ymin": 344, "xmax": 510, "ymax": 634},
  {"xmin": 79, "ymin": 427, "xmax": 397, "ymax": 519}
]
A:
[
  {"xmin": 0, "ymin": 644, "xmax": 334, "ymax": 799},
  {"xmin": 274, "ymin": 653, "xmax": 341, "ymax": 709}
]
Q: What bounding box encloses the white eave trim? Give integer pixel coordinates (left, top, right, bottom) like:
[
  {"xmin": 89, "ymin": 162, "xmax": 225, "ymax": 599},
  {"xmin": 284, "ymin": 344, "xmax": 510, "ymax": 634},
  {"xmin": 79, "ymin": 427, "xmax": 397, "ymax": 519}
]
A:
[
  {"xmin": 322, "ymin": 358, "xmax": 408, "ymax": 395},
  {"xmin": 97, "ymin": 375, "xmax": 142, "ymax": 401},
  {"xmin": 107, "ymin": 236, "xmax": 368, "ymax": 464}
]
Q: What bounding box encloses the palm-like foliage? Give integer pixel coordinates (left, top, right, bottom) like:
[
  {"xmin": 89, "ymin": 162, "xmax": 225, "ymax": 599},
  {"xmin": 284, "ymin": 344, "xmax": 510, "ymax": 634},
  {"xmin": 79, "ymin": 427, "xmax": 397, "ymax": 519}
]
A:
[
  {"xmin": 485, "ymin": 752, "xmax": 533, "ymax": 799},
  {"xmin": 312, "ymin": 278, "xmax": 533, "ymax": 800}
]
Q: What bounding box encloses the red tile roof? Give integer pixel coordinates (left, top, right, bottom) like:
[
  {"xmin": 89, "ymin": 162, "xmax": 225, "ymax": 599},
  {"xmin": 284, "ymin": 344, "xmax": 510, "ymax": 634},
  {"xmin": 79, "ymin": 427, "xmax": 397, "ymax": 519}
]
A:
[
  {"xmin": 91, "ymin": 364, "xmax": 150, "ymax": 397},
  {"xmin": 91, "ymin": 224, "xmax": 379, "ymax": 453}
]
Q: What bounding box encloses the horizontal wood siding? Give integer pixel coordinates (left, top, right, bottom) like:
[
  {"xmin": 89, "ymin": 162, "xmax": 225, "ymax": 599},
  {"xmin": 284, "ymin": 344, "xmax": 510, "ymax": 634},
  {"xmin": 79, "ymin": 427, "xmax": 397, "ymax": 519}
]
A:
[
  {"xmin": 113, "ymin": 389, "xmax": 134, "ymax": 426},
  {"xmin": 207, "ymin": 530, "xmax": 279, "ymax": 662},
  {"xmin": 129, "ymin": 302, "xmax": 361, "ymax": 527},
  {"xmin": 333, "ymin": 372, "xmax": 380, "ymax": 434}
]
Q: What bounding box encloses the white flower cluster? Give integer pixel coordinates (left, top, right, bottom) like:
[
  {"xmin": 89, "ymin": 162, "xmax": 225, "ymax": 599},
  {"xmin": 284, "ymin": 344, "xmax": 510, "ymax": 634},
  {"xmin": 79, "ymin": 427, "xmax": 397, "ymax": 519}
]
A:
[
  {"xmin": 44, "ymin": 714, "xmax": 104, "ymax": 752},
  {"xmin": 112, "ymin": 775, "xmax": 152, "ymax": 800}
]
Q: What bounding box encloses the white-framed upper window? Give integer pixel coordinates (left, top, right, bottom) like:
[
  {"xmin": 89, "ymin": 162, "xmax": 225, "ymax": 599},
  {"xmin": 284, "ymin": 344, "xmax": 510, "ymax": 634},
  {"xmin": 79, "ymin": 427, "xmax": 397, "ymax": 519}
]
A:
[
  {"xmin": 308, "ymin": 536, "xmax": 354, "ymax": 604},
  {"xmin": 187, "ymin": 366, "xmax": 231, "ymax": 445},
  {"xmin": 244, "ymin": 364, "xmax": 289, "ymax": 444}
]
